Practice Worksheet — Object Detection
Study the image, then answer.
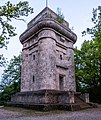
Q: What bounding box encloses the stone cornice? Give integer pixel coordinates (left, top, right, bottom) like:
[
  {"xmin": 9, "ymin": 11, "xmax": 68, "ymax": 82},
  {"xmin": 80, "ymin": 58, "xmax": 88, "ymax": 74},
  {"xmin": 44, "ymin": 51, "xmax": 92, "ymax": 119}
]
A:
[{"xmin": 20, "ymin": 18, "xmax": 77, "ymax": 44}]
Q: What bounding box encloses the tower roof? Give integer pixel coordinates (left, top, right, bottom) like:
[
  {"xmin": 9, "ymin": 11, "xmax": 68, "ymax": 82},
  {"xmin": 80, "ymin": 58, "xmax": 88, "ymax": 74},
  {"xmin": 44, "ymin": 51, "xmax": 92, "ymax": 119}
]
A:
[
  {"xmin": 27, "ymin": 7, "xmax": 69, "ymax": 29},
  {"xmin": 20, "ymin": 7, "xmax": 77, "ymax": 44}
]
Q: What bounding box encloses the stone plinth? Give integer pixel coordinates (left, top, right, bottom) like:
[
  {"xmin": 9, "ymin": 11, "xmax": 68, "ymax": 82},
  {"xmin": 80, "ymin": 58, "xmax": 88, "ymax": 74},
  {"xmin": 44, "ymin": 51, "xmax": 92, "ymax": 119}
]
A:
[
  {"xmin": 11, "ymin": 90, "xmax": 75, "ymax": 104},
  {"xmin": 8, "ymin": 90, "xmax": 80, "ymax": 111}
]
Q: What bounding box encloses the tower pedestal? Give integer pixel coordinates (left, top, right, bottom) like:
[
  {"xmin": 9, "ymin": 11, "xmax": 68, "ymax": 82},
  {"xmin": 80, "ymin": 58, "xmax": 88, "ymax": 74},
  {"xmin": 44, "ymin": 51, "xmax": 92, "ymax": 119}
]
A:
[
  {"xmin": 9, "ymin": 90, "xmax": 78, "ymax": 111},
  {"xmin": 6, "ymin": 90, "xmax": 93, "ymax": 111}
]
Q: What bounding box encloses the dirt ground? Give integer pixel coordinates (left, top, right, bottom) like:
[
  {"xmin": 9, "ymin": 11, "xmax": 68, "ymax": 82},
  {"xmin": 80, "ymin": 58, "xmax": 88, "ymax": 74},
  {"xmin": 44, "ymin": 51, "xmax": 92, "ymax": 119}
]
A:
[{"xmin": 0, "ymin": 106, "xmax": 101, "ymax": 120}]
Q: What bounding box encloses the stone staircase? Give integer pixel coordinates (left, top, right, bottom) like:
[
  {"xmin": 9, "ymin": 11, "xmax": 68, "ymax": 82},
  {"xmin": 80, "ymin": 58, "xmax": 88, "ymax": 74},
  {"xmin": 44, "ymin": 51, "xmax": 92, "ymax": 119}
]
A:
[{"xmin": 74, "ymin": 94, "xmax": 92, "ymax": 110}]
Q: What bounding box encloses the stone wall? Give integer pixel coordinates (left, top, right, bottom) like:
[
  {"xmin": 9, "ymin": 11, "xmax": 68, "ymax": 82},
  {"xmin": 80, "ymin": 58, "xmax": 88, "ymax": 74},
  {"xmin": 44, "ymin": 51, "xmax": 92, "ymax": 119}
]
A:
[
  {"xmin": 11, "ymin": 90, "xmax": 75, "ymax": 104},
  {"xmin": 20, "ymin": 7, "xmax": 77, "ymax": 92},
  {"xmin": 20, "ymin": 28, "xmax": 76, "ymax": 92}
]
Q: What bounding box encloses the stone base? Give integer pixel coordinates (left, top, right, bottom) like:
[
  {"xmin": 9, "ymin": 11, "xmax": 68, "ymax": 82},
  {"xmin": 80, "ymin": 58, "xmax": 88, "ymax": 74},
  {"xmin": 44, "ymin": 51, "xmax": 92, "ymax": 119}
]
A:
[
  {"xmin": 5, "ymin": 102, "xmax": 80, "ymax": 111},
  {"xmin": 11, "ymin": 90, "xmax": 75, "ymax": 104},
  {"xmin": 5, "ymin": 90, "xmax": 94, "ymax": 111}
]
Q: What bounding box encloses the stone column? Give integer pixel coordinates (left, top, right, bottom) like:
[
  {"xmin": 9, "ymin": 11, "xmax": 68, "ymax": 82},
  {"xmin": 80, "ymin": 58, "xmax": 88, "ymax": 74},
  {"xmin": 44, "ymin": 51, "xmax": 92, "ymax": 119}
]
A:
[
  {"xmin": 37, "ymin": 29, "xmax": 57, "ymax": 90},
  {"xmin": 21, "ymin": 47, "xmax": 30, "ymax": 92},
  {"xmin": 66, "ymin": 42, "xmax": 76, "ymax": 92}
]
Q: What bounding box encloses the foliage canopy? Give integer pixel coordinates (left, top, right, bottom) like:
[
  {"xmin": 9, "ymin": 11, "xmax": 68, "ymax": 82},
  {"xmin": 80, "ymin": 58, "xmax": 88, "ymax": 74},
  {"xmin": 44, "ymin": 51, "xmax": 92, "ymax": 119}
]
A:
[
  {"xmin": 75, "ymin": 6, "xmax": 101, "ymax": 103},
  {"xmin": 0, "ymin": 1, "xmax": 33, "ymax": 66}
]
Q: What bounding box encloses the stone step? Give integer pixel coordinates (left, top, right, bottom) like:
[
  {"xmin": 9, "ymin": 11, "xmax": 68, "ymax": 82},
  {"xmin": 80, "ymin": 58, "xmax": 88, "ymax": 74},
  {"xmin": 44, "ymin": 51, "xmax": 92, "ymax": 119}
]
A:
[{"xmin": 74, "ymin": 95, "xmax": 92, "ymax": 110}]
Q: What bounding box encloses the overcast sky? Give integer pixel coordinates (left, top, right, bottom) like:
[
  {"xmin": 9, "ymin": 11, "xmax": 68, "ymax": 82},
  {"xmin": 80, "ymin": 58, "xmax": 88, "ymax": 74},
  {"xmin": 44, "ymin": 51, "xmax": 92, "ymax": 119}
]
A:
[{"xmin": 0, "ymin": 0, "xmax": 101, "ymax": 78}]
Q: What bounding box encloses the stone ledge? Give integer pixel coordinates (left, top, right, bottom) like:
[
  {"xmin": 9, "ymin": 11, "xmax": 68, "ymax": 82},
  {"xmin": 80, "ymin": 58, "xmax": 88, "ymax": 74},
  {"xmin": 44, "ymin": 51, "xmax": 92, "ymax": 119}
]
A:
[
  {"xmin": 11, "ymin": 90, "xmax": 75, "ymax": 105},
  {"xmin": 20, "ymin": 19, "xmax": 77, "ymax": 44},
  {"xmin": 15, "ymin": 89, "xmax": 74, "ymax": 95},
  {"xmin": 5, "ymin": 102, "xmax": 81, "ymax": 111}
]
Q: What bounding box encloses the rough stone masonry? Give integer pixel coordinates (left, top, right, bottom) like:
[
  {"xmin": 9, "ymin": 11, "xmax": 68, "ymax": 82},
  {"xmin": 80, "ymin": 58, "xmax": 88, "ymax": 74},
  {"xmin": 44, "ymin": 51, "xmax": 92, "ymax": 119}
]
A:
[
  {"xmin": 20, "ymin": 7, "xmax": 77, "ymax": 92},
  {"xmin": 9, "ymin": 7, "xmax": 92, "ymax": 110}
]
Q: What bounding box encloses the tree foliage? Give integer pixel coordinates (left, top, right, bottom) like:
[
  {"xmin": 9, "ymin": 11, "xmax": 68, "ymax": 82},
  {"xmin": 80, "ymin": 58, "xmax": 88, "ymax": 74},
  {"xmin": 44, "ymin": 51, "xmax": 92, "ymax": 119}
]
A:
[
  {"xmin": 0, "ymin": 54, "xmax": 6, "ymax": 67},
  {"xmin": 0, "ymin": 55, "xmax": 21, "ymax": 102},
  {"xmin": 56, "ymin": 8, "xmax": 64, "ymax": 24},
  {"xmin": 0, "ymin": 1, "xmax": 33, "ymax": 66},
  {"xmin": 75, "ymin": 6, "xmax": 101, "ymax": 103},
  {"xmin": 0, "ymin": 1, "xmax": 33, "ymax": 49}
]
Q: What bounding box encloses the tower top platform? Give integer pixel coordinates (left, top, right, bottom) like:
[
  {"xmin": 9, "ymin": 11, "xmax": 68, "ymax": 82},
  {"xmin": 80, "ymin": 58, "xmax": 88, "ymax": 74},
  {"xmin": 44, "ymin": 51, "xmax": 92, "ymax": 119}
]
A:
[
  {"xmin": 27, "ymin": 7, "xmax": 69, "ymax": 28},
  {"xmin": 20, "ymin": 7, "xmax": 77, "ymax": 45}
]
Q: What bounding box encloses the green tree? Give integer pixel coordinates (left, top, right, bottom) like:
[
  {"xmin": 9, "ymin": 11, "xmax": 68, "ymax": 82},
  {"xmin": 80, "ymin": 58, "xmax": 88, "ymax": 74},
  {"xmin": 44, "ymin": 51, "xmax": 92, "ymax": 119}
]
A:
[
  {"xmin": 0, "ymin": 55, "xmax": 21, "ymax": 102},
  {"xmin": 74, "ymin": 47, "xmax": 84, "ymax": 92},
  {"xmin": 82, "ymin": 6, "xmax": 101, "ymax": 90},
  {"xmin": 82, "ymin": 6, "xmax": 101, "ymax": 86},
  {"xmin": 75, "ymin": 6, "xmax": 101, "ymax": 103},
  {"xmin": 0, "ymin": 1, "xmax": 33, "ymax": 66},
  {"xmin": 75, "ymin": 40, "xmax": 101, "ymax": 103},
  {"xmin": 0, "ymin": 54, "xmax": 6, "ymax": 67}
]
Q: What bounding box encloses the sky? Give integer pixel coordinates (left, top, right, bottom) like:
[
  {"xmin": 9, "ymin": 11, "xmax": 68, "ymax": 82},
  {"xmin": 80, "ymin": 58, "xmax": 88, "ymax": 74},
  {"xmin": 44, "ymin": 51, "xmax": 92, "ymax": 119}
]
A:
[{"xmin": 0, "ymin": 0, "xmax": 101, "ymax": 78}]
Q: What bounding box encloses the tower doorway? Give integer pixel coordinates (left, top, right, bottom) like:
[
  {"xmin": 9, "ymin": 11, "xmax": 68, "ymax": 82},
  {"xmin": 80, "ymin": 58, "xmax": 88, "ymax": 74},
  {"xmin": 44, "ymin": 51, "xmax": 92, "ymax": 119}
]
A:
[{"xmin": 59, "ymin": 75, "xmax": 64, "ymax": 90}]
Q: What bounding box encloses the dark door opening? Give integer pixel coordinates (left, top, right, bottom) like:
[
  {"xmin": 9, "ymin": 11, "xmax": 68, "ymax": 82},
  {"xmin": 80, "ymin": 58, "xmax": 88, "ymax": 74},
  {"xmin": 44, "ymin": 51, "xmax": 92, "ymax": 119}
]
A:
[{"xmin": 59, "ymin": 75, "xmax": 64, "ymax": 90}]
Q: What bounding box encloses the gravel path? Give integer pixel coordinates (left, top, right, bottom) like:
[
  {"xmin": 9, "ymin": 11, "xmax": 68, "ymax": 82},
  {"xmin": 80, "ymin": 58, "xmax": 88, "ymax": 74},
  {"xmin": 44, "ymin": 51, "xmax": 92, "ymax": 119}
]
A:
[{"xmin": 0, "ymin": 107, "xmax": 101, "ymax": 120}]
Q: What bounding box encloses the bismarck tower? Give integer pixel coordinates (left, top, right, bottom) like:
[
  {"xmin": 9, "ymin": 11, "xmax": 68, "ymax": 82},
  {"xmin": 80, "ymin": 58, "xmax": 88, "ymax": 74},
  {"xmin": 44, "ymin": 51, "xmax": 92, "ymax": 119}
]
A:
[
  {"xmin": 20, "ymin": 7, "xmax": 77, "ymax": 93},
  {"xmin": 11, "ymin": 7, "xmax": 91, "ymax": 110}
]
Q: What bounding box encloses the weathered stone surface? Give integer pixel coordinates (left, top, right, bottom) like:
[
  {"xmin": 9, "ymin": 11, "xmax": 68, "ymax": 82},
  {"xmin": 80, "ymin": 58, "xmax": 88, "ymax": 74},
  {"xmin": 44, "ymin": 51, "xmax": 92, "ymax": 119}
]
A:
[
  {"xmin": 20, "ymin": 7, "xmax": 77, "ymax": 92},
  {"xmin": 11, "ymin": 90, "xmax": 75, "ymax": 104},
  {"xmin": 6, "ymin": 7, "xmax": 92, "ymax": 111},
  {"xmin": 27, "ymin": 7, "xmax": 69, "ymax": 29}
]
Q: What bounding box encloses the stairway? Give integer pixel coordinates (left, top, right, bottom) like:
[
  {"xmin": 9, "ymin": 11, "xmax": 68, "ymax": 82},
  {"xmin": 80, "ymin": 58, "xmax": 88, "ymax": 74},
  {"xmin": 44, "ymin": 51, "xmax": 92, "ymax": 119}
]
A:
[{"xmin": 74, "ymin": 95, "xmax": 92, "ymax": 110}]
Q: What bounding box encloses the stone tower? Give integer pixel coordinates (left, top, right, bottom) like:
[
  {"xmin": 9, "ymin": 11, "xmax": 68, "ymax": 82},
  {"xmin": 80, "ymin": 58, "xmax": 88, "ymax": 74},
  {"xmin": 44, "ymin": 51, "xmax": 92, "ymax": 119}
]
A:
[
  {"xmin": 10, "ymin": 7, "xmax": 91, "ymax": 110},
  {"xmin": 20, "ymin": 7, "xmax": 77, "ymax": 92}
]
